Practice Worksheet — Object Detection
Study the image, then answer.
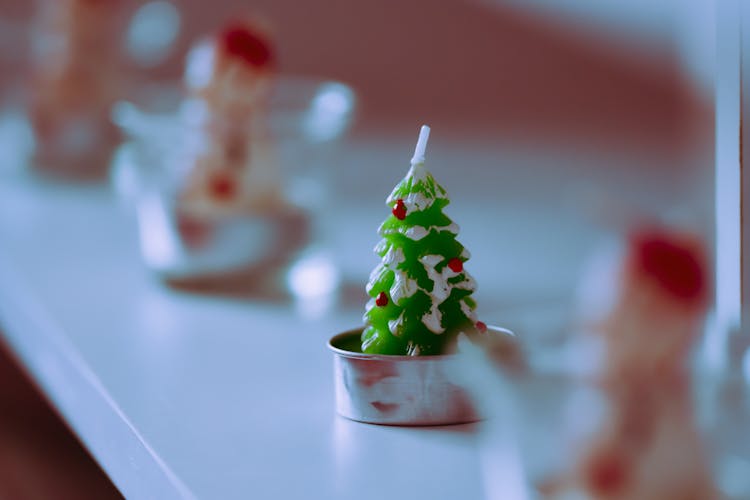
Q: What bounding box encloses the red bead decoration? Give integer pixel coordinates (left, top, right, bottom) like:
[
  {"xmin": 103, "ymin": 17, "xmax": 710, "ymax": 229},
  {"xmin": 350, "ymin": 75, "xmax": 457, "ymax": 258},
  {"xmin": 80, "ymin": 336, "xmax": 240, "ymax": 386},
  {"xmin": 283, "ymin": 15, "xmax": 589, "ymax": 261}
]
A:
[
  {"xmin": 209, "ymin": 172, "xmax": 236, "ymax": 201},
  {"xmin": 448, "ymin": 257, "xmax": 463, "ymax": 273},
  {"xmin": 376, "ymin": 292, "xmax": 388, "ymax": 307},
  {"xmin": 585, "ymin": 453, "xmax": 628, "ymax": 496},
  {"xmin": 475, "ymin": 321, "xmax": 487, "ymax": 333},
  {"xmin": 221, "ymin": 25, "xmax": 273, "ymax": 68},
  {"xmin": 392, "ymin": 199, "xmax": 406, "ymax": 220},
  {"xmin": 632, "ymin": 231, "xmax": 707, "ymax": 306}
]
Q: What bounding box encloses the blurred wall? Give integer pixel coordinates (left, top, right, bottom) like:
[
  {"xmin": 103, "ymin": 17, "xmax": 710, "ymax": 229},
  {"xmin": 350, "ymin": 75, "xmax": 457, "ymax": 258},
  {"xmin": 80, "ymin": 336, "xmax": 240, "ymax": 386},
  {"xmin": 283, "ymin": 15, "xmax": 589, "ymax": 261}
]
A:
[
  {"xmin": 0, "ymin": 0, "xmax": 713, "ymax": 149},
  {"xmin": 164, "ymin": 0, "xmax": 709, "ymax": 145},
  {"xmin": 479, "ymin": 0, "xmax": 715, "ymax": 92}
]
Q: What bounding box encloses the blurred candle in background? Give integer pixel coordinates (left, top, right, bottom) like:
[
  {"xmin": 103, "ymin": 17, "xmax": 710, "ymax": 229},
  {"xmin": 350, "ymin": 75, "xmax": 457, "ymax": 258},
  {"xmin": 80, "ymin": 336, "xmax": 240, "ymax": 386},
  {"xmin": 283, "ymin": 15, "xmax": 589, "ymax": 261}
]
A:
[{"xmin": 28, "ymin": 0, "xmax": 126, "ymax": 177}]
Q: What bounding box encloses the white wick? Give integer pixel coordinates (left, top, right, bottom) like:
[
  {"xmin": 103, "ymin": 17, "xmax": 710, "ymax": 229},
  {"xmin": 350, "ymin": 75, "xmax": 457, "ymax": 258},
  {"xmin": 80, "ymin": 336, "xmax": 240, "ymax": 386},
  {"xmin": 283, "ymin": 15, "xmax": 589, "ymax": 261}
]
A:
[{"xmin": 410, "ymin": 125, "xmax": 431, "ymax": 165}]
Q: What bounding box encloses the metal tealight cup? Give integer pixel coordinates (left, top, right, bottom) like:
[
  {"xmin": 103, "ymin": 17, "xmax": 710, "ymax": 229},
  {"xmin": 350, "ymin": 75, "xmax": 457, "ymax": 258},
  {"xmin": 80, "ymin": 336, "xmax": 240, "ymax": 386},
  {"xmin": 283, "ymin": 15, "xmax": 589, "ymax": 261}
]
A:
[{"xmin": 328, "ymin": 326, "xmax": 517, "ymax": 426}]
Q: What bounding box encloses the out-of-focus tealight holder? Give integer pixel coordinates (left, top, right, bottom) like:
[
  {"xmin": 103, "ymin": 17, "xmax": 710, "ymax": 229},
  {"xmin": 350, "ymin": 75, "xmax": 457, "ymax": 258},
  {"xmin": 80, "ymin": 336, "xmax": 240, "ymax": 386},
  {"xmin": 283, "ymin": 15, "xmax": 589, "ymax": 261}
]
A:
[
  {"xmin": 328, "ymin": 326, "xmax": 519, "ymax": 426},
  {"xmin": 452, "ymin": 327, "xmax": 599, "ymax": 498},
  {"xmin": 460, "ymin": 324, "xmax": 744, "ymax": 499},
  {"xmin": 0, "ymin": 1, "xmax": 182, "ymax": 179},
  {"xmin": 111, "ymin": 78, "xmax": 356, "ymax": 286}
]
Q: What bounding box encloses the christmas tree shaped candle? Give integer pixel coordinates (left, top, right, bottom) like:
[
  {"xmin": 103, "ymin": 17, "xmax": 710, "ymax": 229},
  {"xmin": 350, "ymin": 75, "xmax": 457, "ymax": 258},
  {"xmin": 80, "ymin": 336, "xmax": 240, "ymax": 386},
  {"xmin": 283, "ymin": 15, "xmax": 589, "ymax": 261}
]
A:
[{"xmin": 362, "ymin": 125, "xmax": 483, "ymax": 356}]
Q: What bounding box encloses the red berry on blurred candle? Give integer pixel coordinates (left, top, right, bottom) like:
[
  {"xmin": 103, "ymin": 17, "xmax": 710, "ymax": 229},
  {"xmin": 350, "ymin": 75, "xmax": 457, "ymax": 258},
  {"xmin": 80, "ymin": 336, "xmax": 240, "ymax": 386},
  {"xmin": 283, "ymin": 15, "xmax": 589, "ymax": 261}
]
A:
[
  {"xmin": 209, "ymin": 172, "xmax": 236, "ymax": 200},
  {"xmin": 392, "ymin": 199, "xmax": 406, "ymax": 220},
  {"xmin": 220, "ymin": 25, "xmax": 273, "ymax": 68},
  {"xmin": 632, "ymin": 231, "xmax": 707, "ymax": 306},
  {"xmin": 475, "ymin": 321, "xmax": 487, "ymax": 333},
  {"xmin": 448, "ymin": 257, "xmax": 463, "ymax": 273},
  {"xmin": 376, "ymin": 292, "xmax": 388, "ymax": 307},
  {"xmin": 586, "ymin": 453, "xmax": 628, "ymax": 496}
]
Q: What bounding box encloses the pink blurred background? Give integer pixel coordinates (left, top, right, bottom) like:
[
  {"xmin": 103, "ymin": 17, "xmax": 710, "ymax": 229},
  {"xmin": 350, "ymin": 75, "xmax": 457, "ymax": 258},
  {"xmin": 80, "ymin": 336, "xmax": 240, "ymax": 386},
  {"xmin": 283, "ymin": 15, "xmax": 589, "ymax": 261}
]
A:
[{"xmin": 0, "ymin": 1, "xmax": 721, "ymax": 498}]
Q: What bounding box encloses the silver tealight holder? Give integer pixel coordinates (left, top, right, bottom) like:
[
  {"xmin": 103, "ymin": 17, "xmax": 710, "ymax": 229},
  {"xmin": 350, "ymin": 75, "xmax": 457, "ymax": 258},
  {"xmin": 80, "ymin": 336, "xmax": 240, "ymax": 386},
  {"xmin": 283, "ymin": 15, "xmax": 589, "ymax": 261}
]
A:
[{"xmin": 328, "ymin": 326, "xmax": 519, "ymax": 426}]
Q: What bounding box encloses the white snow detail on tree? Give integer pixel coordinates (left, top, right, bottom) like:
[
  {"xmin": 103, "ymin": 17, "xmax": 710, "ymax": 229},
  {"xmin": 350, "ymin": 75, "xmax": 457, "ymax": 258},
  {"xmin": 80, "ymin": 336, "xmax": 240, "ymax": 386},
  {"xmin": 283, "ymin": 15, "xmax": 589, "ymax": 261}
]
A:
[
  {"xmin": 383, "ymin": 246, "xmax": 405, "ymax": 268},
  {"xmin": 408, "ymin": 163, "xmax": 430, "ymax": 183},
  {"xmin": 386, "ymin": 163, "xmax": 448, "ymax": 206},
  {"xmin": 399, "ymin": 221, "xmax": 460, "ymax": 241},
  {"xmin": 420, "ymin": 254, "xmax": 443, "ymax": 267},
  {"xmin": 406, "ymin": 341, "xmax": 421, "ymax": 356},
  {"xmin": 418, "ymin": 253, "xmax": 465, "ymax": 334},
  {"xmin": 422, "ymin": 305, "xmax": 444, "ymax": 334},
  {"xmin": 388, "ymin": 311, "xmax": 405, "ymax": 337},
  {"xmin": 461, "ymin": 247, "xmax": 471, "ymax": 259},
  {"xmin": 401, "ymin": 192, "xmax": 431, "ymax": 213},
  {"xmin": 390, "ymin": 270, "xmax": 418, "ymax": 305},
  {"xmin": 374, "ymin": 239, "xmax": 388, "ymax": 254},
  {"xmin": 459, "ymin": 299, "xmax": 478, "ymax": 323},
  {"xmin": 362, "ymin": 298, "xmax": 377, "ymax": 324},
  {"xmin": 444, "ymin": 222, "xmax": 460, "ymax": 234},
  {"xmin": 420, "ymin": 254, "xmax": 454, "ymax": 302},
  {"xmin": 453, "ymin": 272, "xmax": 477, "ymax": 291},
  {"xmin": 366, "ymin": 264, "xmax": 388, "ymax": 294},
  {"xmin": 404, "ymin": 226, "xmax": 429, "ymax": 240},
  {"xmin": 416, "ymin": 253, "xmax": 478, "ymax": 334}
]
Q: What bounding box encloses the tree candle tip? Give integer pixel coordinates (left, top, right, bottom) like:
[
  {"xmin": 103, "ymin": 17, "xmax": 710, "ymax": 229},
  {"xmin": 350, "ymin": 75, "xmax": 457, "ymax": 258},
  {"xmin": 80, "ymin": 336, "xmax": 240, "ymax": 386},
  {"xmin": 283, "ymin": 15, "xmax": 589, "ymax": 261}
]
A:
[{"xmin": 411, "ymin": 125, "xmax": 431, "ymax": 165}]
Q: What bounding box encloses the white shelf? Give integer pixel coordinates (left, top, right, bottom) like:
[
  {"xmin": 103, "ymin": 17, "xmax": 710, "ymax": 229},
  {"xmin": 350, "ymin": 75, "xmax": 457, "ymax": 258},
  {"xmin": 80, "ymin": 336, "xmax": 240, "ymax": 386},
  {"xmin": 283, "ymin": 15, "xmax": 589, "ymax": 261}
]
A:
[
  {"xmin": 0, "ymin": 124, "xmax": 712, "ymax": 498},
  {"xmin": 0, "ymin": 166, "xmax": 488, "ymax": 500}
]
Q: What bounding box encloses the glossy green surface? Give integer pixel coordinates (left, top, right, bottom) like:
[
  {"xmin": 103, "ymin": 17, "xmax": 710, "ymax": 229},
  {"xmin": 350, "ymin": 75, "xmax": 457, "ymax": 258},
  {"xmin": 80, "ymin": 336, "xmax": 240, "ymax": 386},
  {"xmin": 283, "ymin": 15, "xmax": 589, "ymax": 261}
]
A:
[{"xmin": 362, "ymin": 162, "xmax": 478, "ymax": 356}]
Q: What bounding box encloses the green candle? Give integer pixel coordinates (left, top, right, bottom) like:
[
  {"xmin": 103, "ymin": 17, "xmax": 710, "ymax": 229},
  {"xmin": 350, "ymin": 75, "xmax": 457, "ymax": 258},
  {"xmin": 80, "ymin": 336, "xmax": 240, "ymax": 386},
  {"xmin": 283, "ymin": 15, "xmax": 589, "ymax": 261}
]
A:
[{"xmin": 362, "ymin": 125, "xmax": 483, "ymax": 356}]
